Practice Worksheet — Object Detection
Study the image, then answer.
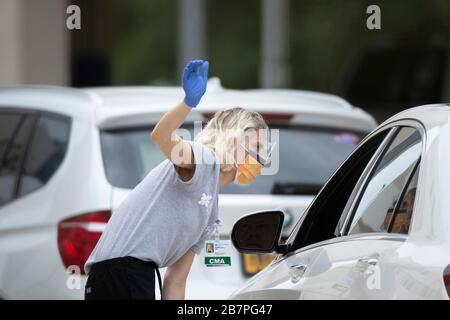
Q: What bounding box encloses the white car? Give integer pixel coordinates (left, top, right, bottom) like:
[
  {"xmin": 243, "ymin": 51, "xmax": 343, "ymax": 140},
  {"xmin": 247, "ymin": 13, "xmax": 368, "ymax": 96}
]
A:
[
  {"xmin": 229, "ymin": 104, "xmax": 450, "ymax": 300},
  {"xmin": 0, "ymin": 82, "xmax": 376, "ymax": 299}
]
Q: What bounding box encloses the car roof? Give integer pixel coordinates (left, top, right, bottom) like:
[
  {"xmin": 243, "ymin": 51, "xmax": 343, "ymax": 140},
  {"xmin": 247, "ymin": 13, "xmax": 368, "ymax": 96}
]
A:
[
  {"xmin": 0, "ymin": 83, "xmax": 377, "ymax": 132},
  {"xmin": 378, "ymin": 104, "xmax": 450, "ymax": 131}
]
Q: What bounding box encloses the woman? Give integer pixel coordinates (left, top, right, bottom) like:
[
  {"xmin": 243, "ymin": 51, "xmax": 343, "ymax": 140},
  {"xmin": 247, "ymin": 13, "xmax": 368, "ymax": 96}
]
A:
[{"xmin": 84, "ymin": 60, "xmax": 269, "ymax": 300}]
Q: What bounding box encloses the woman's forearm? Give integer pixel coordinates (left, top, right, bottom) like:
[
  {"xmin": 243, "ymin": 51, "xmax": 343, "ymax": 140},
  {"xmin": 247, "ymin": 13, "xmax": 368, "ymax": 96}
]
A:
[
  {"xmin": 162, "ymin": 250, "xmax": 195, "ymax": 300},
  {"xmin": 151, "ymin": 101, "xmax": 191, "ymax": 146},
  {"xmin": 162, "ymin": 279, "xmax": 187, "ymax": 300}
]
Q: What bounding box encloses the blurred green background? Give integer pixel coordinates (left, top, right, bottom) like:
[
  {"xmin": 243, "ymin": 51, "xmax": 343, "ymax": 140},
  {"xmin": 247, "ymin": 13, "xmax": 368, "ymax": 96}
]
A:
[{"xmin": 70, "ymin": 0, "xmax": 450, "ymax": 121}]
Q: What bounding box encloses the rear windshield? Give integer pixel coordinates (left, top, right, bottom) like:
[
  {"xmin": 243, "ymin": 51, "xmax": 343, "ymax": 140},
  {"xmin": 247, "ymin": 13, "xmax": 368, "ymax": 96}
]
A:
[{"xmin": 100, "ymin": 125, "xmax": 365, "ymax": 194}]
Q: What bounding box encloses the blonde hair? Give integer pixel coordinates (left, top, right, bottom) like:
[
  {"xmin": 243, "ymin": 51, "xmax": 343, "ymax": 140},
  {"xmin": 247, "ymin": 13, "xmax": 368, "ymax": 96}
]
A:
[{"xmin": 196, "ymin": 107, "xmax": 268, "ymax": 172}]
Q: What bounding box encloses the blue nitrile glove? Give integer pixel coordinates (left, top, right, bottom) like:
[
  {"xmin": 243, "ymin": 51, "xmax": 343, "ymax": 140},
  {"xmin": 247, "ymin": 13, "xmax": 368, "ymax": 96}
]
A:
[{"xmin": 182, "ymin": 59, "xmax": 209, "ymax": 108}]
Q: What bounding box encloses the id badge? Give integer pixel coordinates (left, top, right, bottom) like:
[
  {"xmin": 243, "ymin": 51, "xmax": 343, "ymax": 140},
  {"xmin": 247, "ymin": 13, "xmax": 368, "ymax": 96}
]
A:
[{"xmin": 204, "ymin": 219, "xmax": 231, "ymax": 267}]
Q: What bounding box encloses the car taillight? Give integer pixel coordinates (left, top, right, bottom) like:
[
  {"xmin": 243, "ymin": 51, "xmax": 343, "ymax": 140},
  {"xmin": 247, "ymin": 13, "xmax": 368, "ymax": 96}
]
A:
[
  {"xmin": 57, "ymin": 211, "xmax": 111, "ymax": 275},
  {"xmin": 444, "ymin": 265, "xmax": 450, "ymax": 298},
  {"xmin": 260, "ymin": 113, "xmax": 294, "ymax": 122}
]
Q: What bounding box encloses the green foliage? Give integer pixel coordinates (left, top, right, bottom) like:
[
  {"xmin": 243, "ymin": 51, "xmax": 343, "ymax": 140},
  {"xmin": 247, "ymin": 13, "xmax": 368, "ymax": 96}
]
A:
[
  {"xmin": 110, "ymin": 0, "xmax": 450, "ymax": 92},
  {"xmin": 112, "ymin": 0, "xmax": 177, "ymax": 85}
]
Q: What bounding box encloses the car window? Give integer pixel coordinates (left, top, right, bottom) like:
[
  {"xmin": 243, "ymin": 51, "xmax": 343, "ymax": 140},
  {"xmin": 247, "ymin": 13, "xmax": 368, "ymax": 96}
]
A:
[
  {"xmin": 101, "ymin": 125, "xmax": 365, "ymax": 191},
  {"xmin": 389, "ymin": 162, "xmax": 419, "ymax": 234},
  {"xmin": 18, "ymin": 115, "xmax": 70, "ymax": 197},
  {"xmin": 289, "ymin": 129, "xmax": 393, "ymax": 250},
  {"xmin": 0, "ymin": 112, "xmax": 23, "ymax": 161},
  {"xmin": 347, "ymin": 127, "xmax": 421, "ymax": 235},
  {"xmin": 0, "ymin": 112, "xmax": 35, "ymax": 206}
]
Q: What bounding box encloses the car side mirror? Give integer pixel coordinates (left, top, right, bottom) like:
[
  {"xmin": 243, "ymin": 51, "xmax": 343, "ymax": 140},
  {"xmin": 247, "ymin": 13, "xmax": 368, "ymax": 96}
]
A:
[{"xmin": 231, "ymin": 210, "xmax": 288, "ymax": 254}]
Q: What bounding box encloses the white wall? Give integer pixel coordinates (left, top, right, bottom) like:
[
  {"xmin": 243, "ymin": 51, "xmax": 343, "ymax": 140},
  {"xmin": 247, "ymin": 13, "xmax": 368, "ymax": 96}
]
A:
[{"xmin": 0, "ymin": 0, "xmax": 70, "ymax": 86}]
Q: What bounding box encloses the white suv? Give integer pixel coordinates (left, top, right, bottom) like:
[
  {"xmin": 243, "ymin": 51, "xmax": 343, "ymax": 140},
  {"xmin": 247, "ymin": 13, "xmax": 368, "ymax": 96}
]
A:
[{"xmin": 0, "ymin": 83, "xmax": 376, "ymax": 299}]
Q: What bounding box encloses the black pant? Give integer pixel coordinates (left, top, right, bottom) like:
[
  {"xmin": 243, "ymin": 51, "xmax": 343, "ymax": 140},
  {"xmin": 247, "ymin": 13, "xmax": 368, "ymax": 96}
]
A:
[{"xmin": 85, "ymin": 256, "xmax": 162, "ymax": 300}]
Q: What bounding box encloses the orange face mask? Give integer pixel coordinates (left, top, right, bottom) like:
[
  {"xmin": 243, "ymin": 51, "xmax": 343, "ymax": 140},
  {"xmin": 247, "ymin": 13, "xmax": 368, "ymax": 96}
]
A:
[{"xmin": 234, "ymin": 154, "xmax": 263, "ymax": 185}]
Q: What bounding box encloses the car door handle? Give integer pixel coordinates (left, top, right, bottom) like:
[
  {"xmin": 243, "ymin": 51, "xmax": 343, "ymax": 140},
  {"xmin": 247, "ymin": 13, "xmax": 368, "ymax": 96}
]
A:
[
  {"xmin": 289, "ymin": 264, "xmax": 308, "ymax": 284},
  {"xmin": 357, "ymin": 257, "xmax": 378, "ymax": 266}
]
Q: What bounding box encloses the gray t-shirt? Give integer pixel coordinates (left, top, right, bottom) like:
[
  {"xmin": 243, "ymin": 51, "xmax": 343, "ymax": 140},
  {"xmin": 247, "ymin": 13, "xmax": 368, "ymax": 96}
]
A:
[{"xmin": 84, "ymin": 141, "xmax": 220, "ymax": 274}]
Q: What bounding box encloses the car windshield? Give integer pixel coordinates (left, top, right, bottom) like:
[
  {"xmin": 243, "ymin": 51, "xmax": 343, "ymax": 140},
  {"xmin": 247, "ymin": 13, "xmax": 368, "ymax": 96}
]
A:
[{"xmin": 100, "ymin": 125, "xmax": 365, "ymax": 194}]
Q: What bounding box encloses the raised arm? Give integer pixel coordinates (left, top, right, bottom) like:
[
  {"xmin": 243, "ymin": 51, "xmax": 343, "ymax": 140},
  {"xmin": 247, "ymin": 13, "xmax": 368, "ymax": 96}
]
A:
[{"xmin": 150, "ymin": 60, "xmax": 209, "ymax": 169}]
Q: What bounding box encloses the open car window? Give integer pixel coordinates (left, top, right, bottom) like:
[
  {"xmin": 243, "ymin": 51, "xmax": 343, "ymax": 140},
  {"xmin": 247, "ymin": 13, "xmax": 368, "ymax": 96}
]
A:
[
  {"xmin": 389, "ymin": 162, "xmax": 419, "ymax": 234},
  {"xmin": 288, "ymin": 128, "xmax": 394, "ymax": 251},
  {"xmin": 288, "ymin": 123, "xmax": 424, "ymax": 253},
  {"xmin": 346, "ymin": 127, "xmax": 422, "ymax": 235}
]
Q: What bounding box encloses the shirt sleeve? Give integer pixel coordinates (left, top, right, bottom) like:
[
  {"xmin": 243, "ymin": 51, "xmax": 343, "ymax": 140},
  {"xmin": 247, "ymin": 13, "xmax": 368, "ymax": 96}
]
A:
[
  {"xmin": 190, "ymin": 224, "xmax": 214, "ymax": 254},
  {"xmin": 174, "ymin": 140, "xmax": 218, "ymax": 189},
  {"xmin": 190, "ymin": 238, "xmax": 204, "ymax": 255}
]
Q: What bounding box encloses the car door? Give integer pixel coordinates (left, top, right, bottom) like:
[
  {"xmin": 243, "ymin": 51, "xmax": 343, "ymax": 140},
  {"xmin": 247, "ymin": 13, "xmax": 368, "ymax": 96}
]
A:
[
  {"xmin": 232, "ymin": 121, "xmax": 446, "ymax": 300},
  {"xmin": 0, "ymin": 109, "xmax": 72, "ymax": 299},
  {"xmin": 295, "ymin": 124, "xmax": 424, "ymax": 299},
  {"xmin": 231, "ymin": 125, "xmax": 396, "ymax": 299}
]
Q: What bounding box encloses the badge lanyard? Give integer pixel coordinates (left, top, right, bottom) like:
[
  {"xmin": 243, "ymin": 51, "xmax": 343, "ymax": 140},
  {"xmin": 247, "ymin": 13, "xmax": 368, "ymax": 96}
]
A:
[{"xmin": 204, "ymin": 219, "xmax": 231, "ymax": 267}]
